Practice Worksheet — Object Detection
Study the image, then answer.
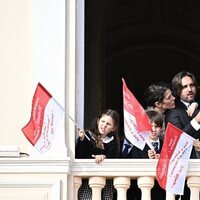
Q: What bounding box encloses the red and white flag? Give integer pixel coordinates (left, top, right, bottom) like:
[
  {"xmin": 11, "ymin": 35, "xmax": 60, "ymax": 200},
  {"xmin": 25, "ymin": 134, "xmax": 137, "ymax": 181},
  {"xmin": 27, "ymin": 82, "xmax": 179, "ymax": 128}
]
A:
[
  {"xmin": 22, "ymin": 83, "xmax": 64, "ymax": 153},
  {"xmin": 122, "ymin": 78, "xmax": 151, "ymax": 150},
  {"xmin": 156, "ymin": 123, "xmax": 194, "ymax": 195}
]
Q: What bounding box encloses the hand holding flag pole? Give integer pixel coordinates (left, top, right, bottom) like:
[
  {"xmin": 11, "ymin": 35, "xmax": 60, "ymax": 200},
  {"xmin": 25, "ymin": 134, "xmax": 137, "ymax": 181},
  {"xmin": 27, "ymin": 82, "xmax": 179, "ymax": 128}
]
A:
[{"xmin": 65, "ymin": 112, "xmax": 90, "ymax": 141}]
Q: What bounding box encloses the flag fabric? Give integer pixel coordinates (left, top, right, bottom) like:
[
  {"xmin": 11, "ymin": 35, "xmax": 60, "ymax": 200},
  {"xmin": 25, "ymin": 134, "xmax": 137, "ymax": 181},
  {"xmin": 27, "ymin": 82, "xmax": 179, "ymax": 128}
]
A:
[
  {"xmin": 156, "ymin": 123, "xmax": 194, "ymax": 195},
  {"xmin": 22, "ymin": 83, "xmax": 64, "ymax": 153},
  {"xmin": 122, "ymin": 78, "xmax": 152, "ymax": 150}
]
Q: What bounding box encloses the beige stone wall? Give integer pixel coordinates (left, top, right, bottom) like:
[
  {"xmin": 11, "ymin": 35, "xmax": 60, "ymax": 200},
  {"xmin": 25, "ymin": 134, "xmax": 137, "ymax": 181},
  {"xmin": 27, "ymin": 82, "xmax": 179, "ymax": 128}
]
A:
[
  {"xmin": 0, "ymin": 0, "xmax": 33, "ymax": 151},
  {"xmin": 0, "ymin": 0, "xmax": 67, "ymax": 156}
]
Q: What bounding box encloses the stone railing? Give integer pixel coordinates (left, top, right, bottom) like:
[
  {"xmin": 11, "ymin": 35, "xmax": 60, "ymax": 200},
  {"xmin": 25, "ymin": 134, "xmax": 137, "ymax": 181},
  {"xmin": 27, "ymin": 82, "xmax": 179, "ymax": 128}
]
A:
[
  {"xmin": 71, "ymin": 159, "xmax": 200, "ymax": 200},
  {"xmin": 0, "ymin": 158, "xmax": 199, "ymax": 200}
]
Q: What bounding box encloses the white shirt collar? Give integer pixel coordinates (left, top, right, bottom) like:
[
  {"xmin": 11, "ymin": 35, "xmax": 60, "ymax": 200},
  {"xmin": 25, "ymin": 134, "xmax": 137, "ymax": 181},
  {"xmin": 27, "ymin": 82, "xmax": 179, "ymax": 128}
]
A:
[
  {"xmin": 102, "ymin": 136, "xmax": 114, "ymax": 143},
  {"xmin": 147, "ymin": 138, "xmax": 160, "ymax": 150},
  {"xmin": 149, "ymin": 138, "xmax": 159, "ymax": 144},
  {"xmin": 181, "ymin": 100, "xmax": 190, "ymax": 108},
  {"xmin": 123, "ymin": 138, "xmax": 133, "ymax": 148},
  {"xmin": 89, "ymin": 131, "xmax": 114, "ymax": 143}
]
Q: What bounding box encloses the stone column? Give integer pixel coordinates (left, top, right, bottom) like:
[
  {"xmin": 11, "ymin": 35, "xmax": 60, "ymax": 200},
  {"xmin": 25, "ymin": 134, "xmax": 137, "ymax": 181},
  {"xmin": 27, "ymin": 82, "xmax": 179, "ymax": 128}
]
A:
[
  {"xmin": 138, "ymin": 177, "xmax": 154, "ymax": 200},
  {"xmin": 187, "ymin": 176, "xmax": 200, "ymax": 200},
  {"xmin": 74, "ymin": 177, "xmax": 82, "ymax": 200},
  {"xmin": 89, "ymin": 176, "xmax": 106, "ymax": 200},
  {"xmin": 113, "ymin": 177, "xmax": 130, "ymax": 200}
]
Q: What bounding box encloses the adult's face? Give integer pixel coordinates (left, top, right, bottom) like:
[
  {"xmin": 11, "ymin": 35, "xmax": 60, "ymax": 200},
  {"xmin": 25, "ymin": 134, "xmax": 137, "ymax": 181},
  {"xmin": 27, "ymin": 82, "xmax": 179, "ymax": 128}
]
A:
[
  {"xmin": 160, "ymin": 89, "xmax": 175, "ymax": 110},
  {"xmin": 180, "ymin": 76, "xmax": 196, "ymax": 103}
]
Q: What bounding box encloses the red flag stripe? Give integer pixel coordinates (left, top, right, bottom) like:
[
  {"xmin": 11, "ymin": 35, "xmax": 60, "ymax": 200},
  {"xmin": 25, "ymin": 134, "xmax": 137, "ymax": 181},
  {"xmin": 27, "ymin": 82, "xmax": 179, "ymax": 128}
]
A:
[
  {"xmin": 122, "ymin": 78, "xmax": 151, "ymax": 132},
  {"xmin": 156, "ymin": 123, "xmax": 183, "ymax": 189},
  {"xmin": 122, "ymin": 78, "xmax": 151, "ymax": 150},
  {"xmin": 21, "ymin": 83, "xmax": 64, "ymax": 154},
  {"xmin": 22, "ymin": 83, "xmax": 51, "ymax": 145},
  {"xmin": 156, "ymin": 123, "xmax": 194, "ymax": 194}
]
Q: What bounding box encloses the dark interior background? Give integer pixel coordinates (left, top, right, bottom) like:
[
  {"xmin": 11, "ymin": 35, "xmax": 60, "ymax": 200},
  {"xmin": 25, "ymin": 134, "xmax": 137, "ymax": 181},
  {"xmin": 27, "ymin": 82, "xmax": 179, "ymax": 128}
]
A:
[{"xmin": 84, "ymin": 1, "xmax": 200, "ymax": 136}]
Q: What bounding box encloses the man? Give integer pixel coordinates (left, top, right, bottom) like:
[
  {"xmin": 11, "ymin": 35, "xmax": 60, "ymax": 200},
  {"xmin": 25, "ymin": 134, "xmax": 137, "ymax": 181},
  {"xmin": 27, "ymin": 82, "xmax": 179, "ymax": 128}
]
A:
[
  {"xmin": 165, "ymin": 71, "xmax": 200, "ymax": 157},
  {"xmin": 165, "ymin": 71, "xmax": 200, "ymax": 200}
]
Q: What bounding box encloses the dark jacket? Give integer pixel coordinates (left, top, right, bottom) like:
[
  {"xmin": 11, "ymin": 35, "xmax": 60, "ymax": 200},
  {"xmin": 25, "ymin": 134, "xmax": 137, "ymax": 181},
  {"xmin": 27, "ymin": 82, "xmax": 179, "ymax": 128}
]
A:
[
  {"xmin": 165, "ymin": 100, "xmax": 200, "ymax": 158},
  {"xmin": 119, "ymin": 139, "xmax": 135, "ymax": 158},
  {"xmin": 119, "ymin": 138, "xmax": 165, "ymax": 200},
  {"xmin": 120, "ymin": 138, "xmax": 163, "ymax": 158},
  {"xmin": 75, "ymin": 131, "xmax": 117, "ymax": 159},
  {"xmin": 131, "ymin": 140, "xmax": 163, "ymax": 159}
]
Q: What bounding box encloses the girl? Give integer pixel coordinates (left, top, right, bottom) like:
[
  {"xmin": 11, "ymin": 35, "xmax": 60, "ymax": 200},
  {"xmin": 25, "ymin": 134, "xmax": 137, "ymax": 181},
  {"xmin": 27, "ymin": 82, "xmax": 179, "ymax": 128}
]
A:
[{"xmin": 75, "ymin": 109, "xmax": 120, "ymax": 200}]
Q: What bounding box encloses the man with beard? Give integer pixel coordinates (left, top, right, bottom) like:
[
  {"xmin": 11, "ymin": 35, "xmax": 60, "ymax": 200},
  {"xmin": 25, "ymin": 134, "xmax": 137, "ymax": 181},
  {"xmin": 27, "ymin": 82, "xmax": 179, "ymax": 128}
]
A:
[
  {"xmin": 165, "ymin": 71, "xmax": 200, "ymax": 200},
  {"xmin": 165, "ymin": 71, "xmax": 200, "ymax": 157}
]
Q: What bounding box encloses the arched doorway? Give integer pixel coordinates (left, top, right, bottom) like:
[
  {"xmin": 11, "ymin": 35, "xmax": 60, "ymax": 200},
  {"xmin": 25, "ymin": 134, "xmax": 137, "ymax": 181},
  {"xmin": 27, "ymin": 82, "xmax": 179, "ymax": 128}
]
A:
[{"xmin": 85, "ymin": 1, "xmax": 200, "ymax": 134}]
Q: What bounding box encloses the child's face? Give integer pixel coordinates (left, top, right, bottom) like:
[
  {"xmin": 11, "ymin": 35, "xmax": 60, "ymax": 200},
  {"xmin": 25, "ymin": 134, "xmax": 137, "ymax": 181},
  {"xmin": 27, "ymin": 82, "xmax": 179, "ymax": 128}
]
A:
[
  {"xmin": 97, "ymin": 115, "xmax": 115, "ymax": 137},
  {"xmin": 149, "ymin": 121, "xmax": 162, "ymax": 140}
]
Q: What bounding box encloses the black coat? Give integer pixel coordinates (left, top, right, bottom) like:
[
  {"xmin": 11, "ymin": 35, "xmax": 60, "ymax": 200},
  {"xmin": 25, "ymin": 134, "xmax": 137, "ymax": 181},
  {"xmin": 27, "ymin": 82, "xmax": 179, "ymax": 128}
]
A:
[
  {"xmin": 120, "ymin": 138, "xmax": 163, "ymax": 159},
  {"xmin": 119, "ymin": 138, "xmax": 165, "ymax": 200},
  {"xmin": 131, "ymin": 140, "xmax": 163, "ymax": 159},
  {"xmin": 75, "ymin": 131, "xmax": 117, "ymax": 159},
  {"xmin": 165, "ymin": 100, "xmax": 200, "ymax": 158},
  {"xmin": 119, "ymin": 139, "xmax": 135, "ymax": 158}
]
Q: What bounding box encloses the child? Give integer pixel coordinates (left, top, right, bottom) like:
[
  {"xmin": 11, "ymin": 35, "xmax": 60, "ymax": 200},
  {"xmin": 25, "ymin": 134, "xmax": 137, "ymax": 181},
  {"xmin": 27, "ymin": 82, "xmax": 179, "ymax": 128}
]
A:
[
  {"xmin": 75, "ymin": 109, "xmax": 120, "ymax": 200},
  {"xmin": 146, "ymin": 109, "xmax": 164, "ymax": 159},
  {"xmin": 131, "ymin": 109, "xmax": 164, "ymax": 159},
  {"xmin": 131, "ymin": 109, "xmax": 165, "ymax": 200}
]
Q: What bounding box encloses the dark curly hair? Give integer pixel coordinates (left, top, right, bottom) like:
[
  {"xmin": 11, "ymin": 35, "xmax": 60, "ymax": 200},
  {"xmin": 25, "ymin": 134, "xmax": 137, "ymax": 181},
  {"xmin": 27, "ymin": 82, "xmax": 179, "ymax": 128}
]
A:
[{"xmin": 144, "ymin": 82, "xmax": 171, "ymax": 107}]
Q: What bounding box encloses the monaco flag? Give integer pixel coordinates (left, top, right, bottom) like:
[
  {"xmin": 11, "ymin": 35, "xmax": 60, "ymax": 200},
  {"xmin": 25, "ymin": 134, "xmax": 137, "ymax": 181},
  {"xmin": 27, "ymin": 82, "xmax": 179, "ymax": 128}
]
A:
[
  {"xmin": 156, "ymin": 123, "xmax": 194, "ymax": 195},
  {"xmin": 22, "ymin": 83, "xmax": 64, "ymax": 153},
  {"xmin": 122, "ymin": 78, "xmax": 151, "ymax": 150}
]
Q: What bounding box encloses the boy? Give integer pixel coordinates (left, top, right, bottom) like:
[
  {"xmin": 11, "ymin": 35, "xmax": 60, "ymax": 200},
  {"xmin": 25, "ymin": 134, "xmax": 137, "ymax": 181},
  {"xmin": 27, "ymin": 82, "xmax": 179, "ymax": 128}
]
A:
[
  {"xmin": 131, "ymin": 109, "xmax": 165, "ymax": 200},
  {"xmin": 132, "ymin": 109, "xmax": 164, "ymax": 159}
]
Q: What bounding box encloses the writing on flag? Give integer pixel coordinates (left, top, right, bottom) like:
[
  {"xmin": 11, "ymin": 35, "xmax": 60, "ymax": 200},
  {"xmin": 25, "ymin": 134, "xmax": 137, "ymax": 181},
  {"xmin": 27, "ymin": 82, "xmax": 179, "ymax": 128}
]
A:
[
  {"xmin": 22, "ymin": 83, "xmax": 64, "ymax": 153},
  {"xmin": 122, "ymin": 78, "xmax": 151, "ymax": 150},
  {"xmin": 156, "ymin": 123, "xmax": 194, "ymax": 195}
]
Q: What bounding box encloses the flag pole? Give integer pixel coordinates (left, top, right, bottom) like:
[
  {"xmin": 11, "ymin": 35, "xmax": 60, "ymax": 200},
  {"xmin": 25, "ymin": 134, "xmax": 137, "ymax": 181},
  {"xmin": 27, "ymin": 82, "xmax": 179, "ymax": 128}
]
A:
[
  {"xmin": 145, "ymin": 139, "xmax": 155, "ymax": 151},
  {"xmin": 65, "ymin": 112, "xmax": 90, "ymax": 141}
]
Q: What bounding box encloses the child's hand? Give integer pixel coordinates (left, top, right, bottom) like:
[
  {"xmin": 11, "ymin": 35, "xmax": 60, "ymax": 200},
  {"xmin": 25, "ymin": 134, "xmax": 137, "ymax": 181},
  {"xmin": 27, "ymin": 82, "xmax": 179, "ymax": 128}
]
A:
[
  {"xmin": 155, "ymin": 153, "xmax": 160, "ymax": 159},
  {"xmin": 193, "ymin": 139, "xmax": 200, "ymax": 151},
  {"xmin": 187, "ymin": 102, "xmax": 198, "ymax": 117},
  {"xmin": 78, "ymin": 128, "xmax": 85, "ymax": 141},
  {"xmin": 92, "ymin": 154, "xmax": 106, "ymax": 164},
  {"xmin": 148, "ymin": 149, "xmax": 156, "ymax": 159}
]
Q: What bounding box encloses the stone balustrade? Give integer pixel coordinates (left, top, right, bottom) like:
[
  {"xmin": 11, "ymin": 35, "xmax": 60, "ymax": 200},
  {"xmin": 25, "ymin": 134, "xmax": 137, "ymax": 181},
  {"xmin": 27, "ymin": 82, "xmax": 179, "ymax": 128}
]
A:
[
  {"xmin": 72, "ymin": 159, "xmax": 200, "ymax": 200},
  {"xmin": 0, "ymin": 158, "xmax": 199, "ymax": 199}
]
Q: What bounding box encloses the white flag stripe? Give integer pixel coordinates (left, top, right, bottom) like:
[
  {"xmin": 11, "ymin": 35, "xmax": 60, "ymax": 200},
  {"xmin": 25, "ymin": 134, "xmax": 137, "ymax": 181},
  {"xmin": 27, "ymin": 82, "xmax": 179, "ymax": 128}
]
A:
[
  {"xmin": 124, "ymin": 109, "xmax": 150, "ymax": 150},
  {"xmin": 166, "ymin": 132, "xmax": 194, "ymax": 194},
  {"xmin": 35, "ymin": 97, "xmax": 64, "ymax": 153}
]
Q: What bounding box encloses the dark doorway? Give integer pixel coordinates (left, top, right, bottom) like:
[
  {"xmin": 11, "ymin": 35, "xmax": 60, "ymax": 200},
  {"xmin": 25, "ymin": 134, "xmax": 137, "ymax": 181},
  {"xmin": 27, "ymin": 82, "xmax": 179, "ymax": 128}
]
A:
[{"xmin": 85, "ymin": 1, "xmax": 200, "ymax": 134}]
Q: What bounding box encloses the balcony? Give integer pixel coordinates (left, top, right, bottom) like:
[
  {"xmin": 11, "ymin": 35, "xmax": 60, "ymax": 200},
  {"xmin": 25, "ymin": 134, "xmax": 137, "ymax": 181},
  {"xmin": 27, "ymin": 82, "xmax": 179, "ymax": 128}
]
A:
[
  {"xmin": 0, "ymin": 158, "xmax": 199, "ymax": 200},
  {"xmin": 72, "ymin": 159, "xmax": 200, "ymax": 200}
]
